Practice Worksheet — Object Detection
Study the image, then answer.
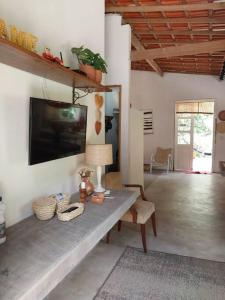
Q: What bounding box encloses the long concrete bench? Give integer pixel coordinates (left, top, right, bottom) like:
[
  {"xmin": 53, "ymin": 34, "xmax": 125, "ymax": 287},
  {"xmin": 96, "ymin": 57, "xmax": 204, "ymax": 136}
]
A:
[{"xmin": 0, "ymin": 190, "xmax": 138, "ymax": 300}]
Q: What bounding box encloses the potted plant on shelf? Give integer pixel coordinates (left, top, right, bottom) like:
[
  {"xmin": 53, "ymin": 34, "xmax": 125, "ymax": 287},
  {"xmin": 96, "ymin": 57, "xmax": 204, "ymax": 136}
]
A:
[
  {"xmin": 71, "ymin": 46, "xmax": 95, "ymax": 81},
  {"xmin": 93, "ymin": 53, "xmax": 107, "ymax": 83},
  {"xmin": 71, "ymin": 46, "xmax": 107, "ymax": 83}
]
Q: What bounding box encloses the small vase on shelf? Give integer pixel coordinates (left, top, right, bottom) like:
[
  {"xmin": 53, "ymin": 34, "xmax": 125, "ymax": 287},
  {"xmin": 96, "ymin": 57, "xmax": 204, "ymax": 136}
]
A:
[
  {"xmin": 78, "ymin": 168, "xmax": 94, "ymax": 196},
  {"xmin": 82, "ymin": 176, "xmax": 94, "ymax": 196},
  {"xmin": 79, "ymin": 181, "xmax": 87, "ymax": 203}
]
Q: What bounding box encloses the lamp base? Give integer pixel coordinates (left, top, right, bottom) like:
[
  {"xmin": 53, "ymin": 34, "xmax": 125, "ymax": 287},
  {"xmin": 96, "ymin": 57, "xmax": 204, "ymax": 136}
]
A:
[
  {"xmin": 94, "ymin": 165, "xmax": 105, "ymax": 193},
  {"xmin": 94, "ymin": 186, "xmax": 105, "ymax": 193}
]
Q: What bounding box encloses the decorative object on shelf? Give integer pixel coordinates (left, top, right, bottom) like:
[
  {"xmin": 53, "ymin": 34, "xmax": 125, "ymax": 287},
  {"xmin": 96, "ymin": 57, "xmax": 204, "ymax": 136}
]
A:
[
  {"xmin": 86, "ymin": 144, "xmax": 113, "ymax": 193},
  {"xmin": 48, "ymin": 193, "xmax": 70, "ymax": 211},
  {"xmin": 71, "ymin": 46, "xmax": 107, "ymax": 83},
  {"xmin": 79, "ymin": 181, "xmax": 87, "ymax": 203},
  {"xmin": 42, "ymin": 47, "xmax": 63, "ymax": 65},
  {"xmin": 95, "ymin": 94, "xmax": 104, "ymax": 135},
  {"xmin": 92, "ymin": 53, "xmax": 107, "ymax": 84},
  {"xmin": 32, "ymin": 197, "xmax": 56, "ymax": 221},
  {"xmin": 0, "ymin": 38, "xmax": 110, "ymax": 96},
  {"xmin": 80, "ymin": 63, "xmax": 96, "ymax": 81},
  {"xmin": 218, "ymin": 110, "xmax": 225, "ymax": 121},
  {"xmin": 143, "ymin": 110, "xmax": 153, "ymax": 134},
  {"xmin": 10, "ymin": 25, "xmax": 38, "ymax": 52},
  {"xmin": 57, "ymin": 203, "xmax": 84, "ymax": 222},
  {"xmin": 60, "ymin": 51, "xmax": 64, "ymax": 65},
  {"xmin": 78, "ymin": 168, "xmax": 94, "ymax": 196},
  {"xmin": 91, "ymin": 192, "xmax": 105, "ymax": 204},
  {"xmin": 0, "ymin": 19, "xmax": 8, "ymax": 39},
  {"xmin": 42, "ymin": 47, "xmax": 53, "ymax": 60},
  {"xmin": 217, "ymin": 121, "xmax": 225, "ymax": 134},
  {"xmin": 71, "ymin": 46, "xmax": 96, "ymax": 80}
]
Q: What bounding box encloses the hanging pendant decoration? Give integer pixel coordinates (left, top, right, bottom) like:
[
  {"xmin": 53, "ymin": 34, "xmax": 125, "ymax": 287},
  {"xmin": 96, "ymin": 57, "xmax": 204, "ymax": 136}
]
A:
[
  {"xmin": 218, "ymin": 110, "xmax": 225, "ymax": 121},
  {"xmin": 95, "ymin": 94, "xmax": 104, "ymax": 135}
]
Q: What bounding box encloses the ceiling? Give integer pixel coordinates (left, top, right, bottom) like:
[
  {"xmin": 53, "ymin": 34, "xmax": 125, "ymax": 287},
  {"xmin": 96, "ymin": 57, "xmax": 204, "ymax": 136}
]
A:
[{"xmin": 105, "ymin": 0, "xmax": 225, "ymax": 77}]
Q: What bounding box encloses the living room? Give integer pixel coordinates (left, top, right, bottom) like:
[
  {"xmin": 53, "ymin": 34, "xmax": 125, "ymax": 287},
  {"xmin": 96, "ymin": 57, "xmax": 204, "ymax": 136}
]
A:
[{"xmin": 1, "ymin": 1, "xmax": 225, "ymax": 300}]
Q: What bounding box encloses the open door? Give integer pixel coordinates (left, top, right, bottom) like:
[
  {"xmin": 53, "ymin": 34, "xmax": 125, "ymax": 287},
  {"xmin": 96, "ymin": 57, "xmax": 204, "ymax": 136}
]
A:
[
  {"xmin": 175, "ymin": 114, "xmax": 193, "ymax": 171},
  {"xmin": 175, "ymin": 101, "xmax": 214, "ymax": 172}
]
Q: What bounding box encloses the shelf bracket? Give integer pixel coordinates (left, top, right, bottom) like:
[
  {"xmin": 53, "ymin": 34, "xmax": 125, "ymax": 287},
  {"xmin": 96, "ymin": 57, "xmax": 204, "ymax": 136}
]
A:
[{"xmin": 72, "ymin": 86, "xmax": 95, "ymax": 104}]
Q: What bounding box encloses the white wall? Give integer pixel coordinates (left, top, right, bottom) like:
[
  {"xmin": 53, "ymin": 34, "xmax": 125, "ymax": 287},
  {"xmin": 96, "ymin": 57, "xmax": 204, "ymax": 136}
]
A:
[
  {"xmin": 129, "ymin": 109, "xmax": 144, "ymax": 186},
  {"xmin": 130, "ymin": 71, "xmax": 225, "ymax": 172},
  {"xmin": 0, "ymin": 0, "xmax": 105, "ymax": 226},
  {"xmin": 105, "ymin": 14, "xmax": 131, "ymax": 182}
]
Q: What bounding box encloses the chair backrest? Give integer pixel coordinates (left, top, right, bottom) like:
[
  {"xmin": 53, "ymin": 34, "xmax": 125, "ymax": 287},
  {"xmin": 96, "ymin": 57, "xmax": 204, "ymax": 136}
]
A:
[
  {"xmin": 103, "ymin": 172, "xmax": 141, "ymax": 197},
  {"xmin": 103, "ymin": 172, "xmax": 123, "ymax": 190},
  {"xmin": 155, "ymin": 147, "xmax": 172, "ymax": 163}
]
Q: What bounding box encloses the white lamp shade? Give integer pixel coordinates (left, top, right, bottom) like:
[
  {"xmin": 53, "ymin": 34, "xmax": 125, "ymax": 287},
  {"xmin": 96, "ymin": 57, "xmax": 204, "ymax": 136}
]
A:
[{"xmin": 86, "ymin": 144, "xmax": 113, "ymax": 166}]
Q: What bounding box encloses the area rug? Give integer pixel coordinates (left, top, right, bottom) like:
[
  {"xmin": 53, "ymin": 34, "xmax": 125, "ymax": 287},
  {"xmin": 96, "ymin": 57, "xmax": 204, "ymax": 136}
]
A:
[{"xmin": 94, "ymin": 247, "xmax": 225, "ymax": 300}]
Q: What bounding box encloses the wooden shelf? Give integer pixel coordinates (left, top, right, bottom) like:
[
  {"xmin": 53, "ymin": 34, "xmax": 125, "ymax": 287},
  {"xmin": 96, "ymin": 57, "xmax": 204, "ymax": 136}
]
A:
[{"xmin": 0, "ymin": 38, "xmax": 110, "ymax": 92}]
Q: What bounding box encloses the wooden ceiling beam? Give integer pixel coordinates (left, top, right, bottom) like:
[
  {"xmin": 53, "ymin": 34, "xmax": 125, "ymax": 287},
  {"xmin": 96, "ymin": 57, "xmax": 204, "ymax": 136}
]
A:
[
  {"xmin": 158, "ymin": 62, "xmax": 223, "ymax": 66},
  {"xmin": 106, "ymin": 3, "xmax": 225, "ymax": 13},
  {"xmin": 131, "ymin": 66, "xmax": 219, "ymax": 75},
  {"xmin": 131, "ymin": 39, "xmax": 225, "ymax": 61},
  {"xmin": 142, "ymin": 40, "xmax": 219, "ymax": 44},
  {"xmin": 131, "ymin": 33, "xmax": 163, "ymax": 76},
  {"xmin": 135, "ymin": 30, "xmax": 225, "ymax": 35},
  {"xmin": 125, "ymin": 17, "xmax": 225, "ymax": 24}
]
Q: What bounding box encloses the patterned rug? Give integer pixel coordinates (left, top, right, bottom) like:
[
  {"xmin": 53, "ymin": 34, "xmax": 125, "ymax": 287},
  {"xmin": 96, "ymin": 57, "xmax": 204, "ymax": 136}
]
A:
[{"xmin": 94, "ymin": 247, "xmax": 225, "ymax": 300}]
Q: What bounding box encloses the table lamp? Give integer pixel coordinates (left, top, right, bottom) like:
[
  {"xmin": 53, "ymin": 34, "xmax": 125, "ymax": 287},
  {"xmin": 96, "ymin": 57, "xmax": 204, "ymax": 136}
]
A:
[{"xmin": 86, "ymin": 144, "xmax": 113, "ymax": 193}]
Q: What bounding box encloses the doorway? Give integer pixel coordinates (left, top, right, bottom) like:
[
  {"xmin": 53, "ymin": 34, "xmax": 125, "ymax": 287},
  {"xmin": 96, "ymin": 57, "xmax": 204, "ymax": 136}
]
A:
[
  {"xmin": 175, "ymin": 101, "xmax": 214, "ymax": 173},
  {"xmin": 105, "ymin": 85, "xmax": 121, "ymax": 173}
]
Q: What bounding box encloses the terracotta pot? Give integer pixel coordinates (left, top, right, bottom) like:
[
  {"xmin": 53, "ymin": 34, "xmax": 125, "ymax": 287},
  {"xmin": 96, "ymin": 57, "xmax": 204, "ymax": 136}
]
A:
[
  {"xmin": 80, "ymin": 64, "xmax": 96, "ymax": 81},
  {"xmin": 95, "ymin": 70, "xmax": 102, "ymax": 84}
]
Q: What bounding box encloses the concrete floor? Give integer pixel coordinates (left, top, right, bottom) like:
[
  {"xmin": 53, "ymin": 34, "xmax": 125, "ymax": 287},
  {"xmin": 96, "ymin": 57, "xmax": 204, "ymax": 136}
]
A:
[{"xmin": 46, "ymin": 172, "xmax": 225, "ymax": 300}]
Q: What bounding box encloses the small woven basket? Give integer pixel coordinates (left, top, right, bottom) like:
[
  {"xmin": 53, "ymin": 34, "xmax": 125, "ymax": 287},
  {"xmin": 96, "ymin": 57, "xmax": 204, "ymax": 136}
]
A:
[
  {"xmin": 57, "ymin": 203, "xmax": 84, "ymax": 222},
  {"xmin": 48, "ymin": 193, "xmax": 70, "ymax": 210},
  {"xmin": 32, "ymin": 197, "xmax": 56, "ymax": 221}
]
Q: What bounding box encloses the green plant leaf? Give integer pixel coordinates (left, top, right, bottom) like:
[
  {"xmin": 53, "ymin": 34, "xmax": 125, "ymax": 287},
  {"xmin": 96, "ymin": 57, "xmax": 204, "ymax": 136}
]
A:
[{"xmin": 71, "ymin": 46, "xmax": 107, "ymax": 72}]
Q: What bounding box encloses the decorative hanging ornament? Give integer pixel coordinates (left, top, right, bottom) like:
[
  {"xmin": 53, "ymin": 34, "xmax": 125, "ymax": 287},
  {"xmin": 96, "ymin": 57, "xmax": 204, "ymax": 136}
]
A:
[{"xmin": 218, "ymin": 110, "xmax": 225, "ymax": 121}]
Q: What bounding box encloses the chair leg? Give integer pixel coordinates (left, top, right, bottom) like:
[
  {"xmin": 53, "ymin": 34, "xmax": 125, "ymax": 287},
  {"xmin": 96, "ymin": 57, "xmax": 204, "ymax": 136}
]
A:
[
  {"xmin": 106, "ymin": 230, "xmax": 111, "ymax": 244},
  {"xmin": 118, "ymin": 220, "xmax": 122, "ymax": 232},
  {"xmin": 151, "ymin": 212, "xmax": 157, "ymax": 237},
  {"xmin": 140, "ymin": 224, "xmax": 147, "ymax": 253}
]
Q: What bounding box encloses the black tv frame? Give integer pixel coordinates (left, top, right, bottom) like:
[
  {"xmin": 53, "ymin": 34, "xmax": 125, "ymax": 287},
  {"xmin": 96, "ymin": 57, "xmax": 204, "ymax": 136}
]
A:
[{"xmin": 29, "ymin": 97, "xmax": 88, "ymax": 165}]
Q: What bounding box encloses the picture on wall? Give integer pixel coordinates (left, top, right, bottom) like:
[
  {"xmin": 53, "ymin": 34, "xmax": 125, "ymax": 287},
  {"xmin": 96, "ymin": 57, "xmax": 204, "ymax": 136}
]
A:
[{"xmin": 143, "ymin": 110, "xmax": 153, "ymax": 135}]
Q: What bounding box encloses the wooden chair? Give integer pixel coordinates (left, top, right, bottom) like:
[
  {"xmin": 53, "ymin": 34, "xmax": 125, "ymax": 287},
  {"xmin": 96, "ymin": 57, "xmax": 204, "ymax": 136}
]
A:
[{"xmin": 104, "ymin": 172, "xmax": 157, "ymax": 253}]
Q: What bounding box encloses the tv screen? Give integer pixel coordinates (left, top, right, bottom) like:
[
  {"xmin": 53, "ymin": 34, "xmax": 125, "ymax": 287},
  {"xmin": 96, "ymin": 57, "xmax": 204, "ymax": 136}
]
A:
[{"xmin": 29, "ymin": 97, "xmax": 87, "ymax": 165}]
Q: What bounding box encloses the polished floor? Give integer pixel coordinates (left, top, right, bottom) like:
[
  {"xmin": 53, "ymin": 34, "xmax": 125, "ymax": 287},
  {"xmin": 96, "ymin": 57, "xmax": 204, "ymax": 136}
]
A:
[{"xmin": 46, "ymin": 172, "xmax": 225, "ymax": 300}]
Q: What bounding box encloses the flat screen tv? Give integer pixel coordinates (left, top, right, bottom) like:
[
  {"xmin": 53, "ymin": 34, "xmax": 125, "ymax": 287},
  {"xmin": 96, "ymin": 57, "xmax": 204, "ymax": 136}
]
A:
[{"xmin": 29, "ymin": 97, "xmax": 87, "ymax": 165}]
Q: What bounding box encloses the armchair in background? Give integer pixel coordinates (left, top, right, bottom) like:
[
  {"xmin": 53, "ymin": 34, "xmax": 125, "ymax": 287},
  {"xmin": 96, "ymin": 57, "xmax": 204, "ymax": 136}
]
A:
[{"xmin": 150, "ymin": 147, "xmax": 173, "ymax": 174}]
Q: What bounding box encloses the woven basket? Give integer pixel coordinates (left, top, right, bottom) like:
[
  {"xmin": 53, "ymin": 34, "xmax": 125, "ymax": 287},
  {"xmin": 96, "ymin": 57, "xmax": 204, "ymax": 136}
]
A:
[
  {"xmin": 32, "ymin": 197, "xmax": 56, "ymax": 221},
  {"xmin": 57, "ymin": 203, "xmax": 84, "ymax": 222},
  {"xmin": 48, "ymin": 193, "xmax": 71, "ymax": 211}
]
